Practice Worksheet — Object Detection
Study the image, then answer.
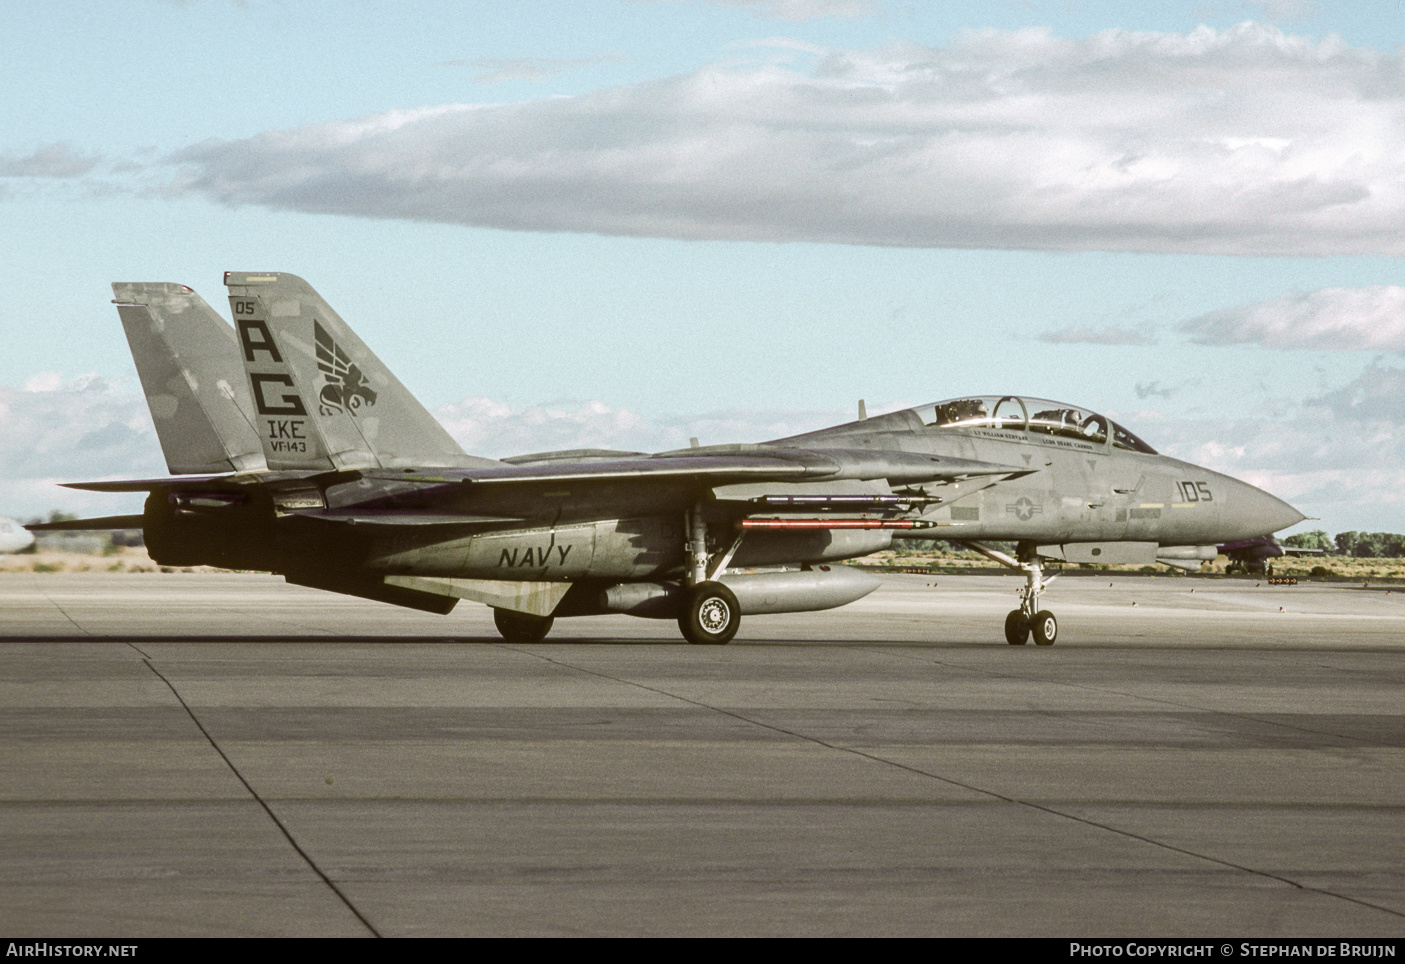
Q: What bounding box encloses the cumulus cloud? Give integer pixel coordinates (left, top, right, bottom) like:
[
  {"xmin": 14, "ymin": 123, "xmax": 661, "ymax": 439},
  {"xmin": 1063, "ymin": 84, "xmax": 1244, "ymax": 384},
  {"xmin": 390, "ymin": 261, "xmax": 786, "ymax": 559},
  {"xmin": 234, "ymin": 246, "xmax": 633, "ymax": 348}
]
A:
[
  {"xmin": 1181, "ymin": 286, "xmax": 1405, "ymax": 350},
  {"xmin": 0, "ymin": 375, "xmax": 159, "ymax": 477},
  {"xmin": 1306, "ymin": 362, "xmax": 1405, "ymax": 421},
  {"xmin": 0, "ymin": 143, "xmax": 100, "ymax": 178},
  {"xmin": 0, "ymin": 375, "xmax": 164, "ymax": 520},
  {"xmin": 168, "ymin": 23, "xmax": 1405, "ymax": 255},
  {"xmin": 1039, "ymin": 326, "xmax": 1154, "ymax": 345}
]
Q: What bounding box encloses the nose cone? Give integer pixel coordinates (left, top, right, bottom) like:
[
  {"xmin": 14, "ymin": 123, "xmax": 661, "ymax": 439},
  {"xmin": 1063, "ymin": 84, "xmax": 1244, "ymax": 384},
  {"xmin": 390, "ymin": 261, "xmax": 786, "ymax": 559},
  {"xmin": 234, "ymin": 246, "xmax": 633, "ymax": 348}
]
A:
[{"xmin": 1225, "ymin": 478, "xmax": 1306, "ymax": 539}]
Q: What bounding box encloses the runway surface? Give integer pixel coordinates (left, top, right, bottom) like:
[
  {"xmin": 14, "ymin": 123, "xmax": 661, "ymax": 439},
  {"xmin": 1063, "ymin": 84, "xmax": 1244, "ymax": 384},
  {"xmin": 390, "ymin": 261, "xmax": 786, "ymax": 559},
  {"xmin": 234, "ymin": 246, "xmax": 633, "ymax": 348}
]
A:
[{"xmin": 1, "ymin": 571, "xmax": 1402, "ymax": 937}]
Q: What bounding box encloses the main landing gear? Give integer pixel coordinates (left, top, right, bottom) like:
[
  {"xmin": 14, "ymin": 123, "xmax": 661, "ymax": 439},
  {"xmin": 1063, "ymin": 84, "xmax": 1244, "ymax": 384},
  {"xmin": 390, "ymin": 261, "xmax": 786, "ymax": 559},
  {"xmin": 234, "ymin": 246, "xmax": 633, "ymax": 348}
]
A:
[
  {"xmin": 679, "ymin": 580, "xmax": 740, "ymax": 645},
  {"xmin": 677, "ymin": 502, "xmax": 744, "ymax": 645},
  {"xmin": 493, "ymin": 608, "xmax": 554, "ymax": 643},
  {"xmin": 962, "ymin": 542, "xmax": 1059, "ymax": 647}
]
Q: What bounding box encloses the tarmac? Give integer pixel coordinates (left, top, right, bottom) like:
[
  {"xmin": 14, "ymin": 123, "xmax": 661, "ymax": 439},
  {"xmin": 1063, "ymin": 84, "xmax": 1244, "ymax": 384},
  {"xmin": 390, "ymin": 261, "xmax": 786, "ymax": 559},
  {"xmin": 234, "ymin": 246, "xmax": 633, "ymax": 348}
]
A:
[{"xmin": 0, "ymin": 570, "xmax": 1401, "ymax": 937}]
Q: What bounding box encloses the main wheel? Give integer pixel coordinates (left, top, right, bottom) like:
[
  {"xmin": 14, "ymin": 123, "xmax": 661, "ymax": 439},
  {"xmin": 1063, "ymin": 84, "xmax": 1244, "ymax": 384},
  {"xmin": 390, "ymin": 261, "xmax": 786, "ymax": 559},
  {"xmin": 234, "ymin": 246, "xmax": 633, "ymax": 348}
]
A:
[
  {"xmin": 493, "ymin": 608, "xmax": 554, "ymax": 643},
  {"xmin": 1004, "ymin": 609, "xmax": 1029, "ymax": 646},
  {"xmin": 1031, "ymin": 609, "xmax": 1058, "ymax": 646},
  {"xmin": 678, "ymin": 581, "xmax": 740, "ymax": 645}
]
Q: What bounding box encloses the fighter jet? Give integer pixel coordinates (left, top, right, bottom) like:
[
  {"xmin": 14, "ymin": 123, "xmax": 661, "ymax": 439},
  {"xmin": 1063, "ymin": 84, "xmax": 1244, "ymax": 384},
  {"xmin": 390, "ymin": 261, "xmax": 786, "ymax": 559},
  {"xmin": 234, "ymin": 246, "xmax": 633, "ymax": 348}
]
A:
[
  {"xmin": 0, "ymin": 516, "xmax": 35, "ymax": 554},
  {"xmin": 34, "ymin": 273, "xmax": 1304, "ymax": 646},
  {"xmin": 1219, "ymin": 535, "xmax": 1322, "ymax": 575}
]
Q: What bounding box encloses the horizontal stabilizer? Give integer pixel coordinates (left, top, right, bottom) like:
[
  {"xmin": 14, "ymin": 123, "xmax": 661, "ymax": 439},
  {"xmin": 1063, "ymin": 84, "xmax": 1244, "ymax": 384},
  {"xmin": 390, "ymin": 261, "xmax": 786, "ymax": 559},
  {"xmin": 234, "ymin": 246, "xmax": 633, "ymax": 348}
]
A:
[
  {"xmin": 27, "ymin": 515, "xmax": 145, "ymax": 531},
  {"xmin": 63, "ymin": 474, "xmax": 242, "ymax": 493}
]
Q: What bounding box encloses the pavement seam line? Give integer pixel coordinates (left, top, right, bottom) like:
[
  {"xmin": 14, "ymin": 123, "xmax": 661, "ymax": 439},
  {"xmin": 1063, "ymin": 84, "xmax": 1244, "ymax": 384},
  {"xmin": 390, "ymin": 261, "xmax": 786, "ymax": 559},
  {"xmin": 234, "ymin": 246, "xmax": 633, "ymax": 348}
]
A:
[
  {"xmin": 508, "ymin": 645, "xmax": 1405, "ymax": 923},
  {"xmin": 875, "ymin": 645, "xmax": 1401, "ymax": 749},
  {"xmin": 32, "ymin": 575, "xmax": 91, "ymax": 636},
  {"xmin": 866, "ymin": 645, "xmax": 1405, "ymax": 919},
  {"xmin": 139, "ymin": 657, "xmax": 382, "ymax": 938}
]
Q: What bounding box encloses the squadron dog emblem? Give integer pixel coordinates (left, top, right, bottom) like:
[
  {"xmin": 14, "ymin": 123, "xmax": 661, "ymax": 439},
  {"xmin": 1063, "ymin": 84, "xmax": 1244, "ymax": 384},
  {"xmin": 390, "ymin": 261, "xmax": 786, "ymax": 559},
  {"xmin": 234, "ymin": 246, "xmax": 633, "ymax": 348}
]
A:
[{"xmin": 315, "ymin": 321, "xmax": 378, "ymax": 416}]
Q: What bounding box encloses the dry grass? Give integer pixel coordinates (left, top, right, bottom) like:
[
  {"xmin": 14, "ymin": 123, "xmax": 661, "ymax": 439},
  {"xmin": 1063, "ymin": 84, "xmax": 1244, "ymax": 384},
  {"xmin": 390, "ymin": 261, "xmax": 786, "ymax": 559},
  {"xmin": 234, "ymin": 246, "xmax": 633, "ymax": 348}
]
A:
[
  {"xmin": 0, "ymin": 547, "xmax": 228, "ymax": 575},
  {"xmin": 864, "ymin": 547, "xmax": 1405, "ymax": 580}
]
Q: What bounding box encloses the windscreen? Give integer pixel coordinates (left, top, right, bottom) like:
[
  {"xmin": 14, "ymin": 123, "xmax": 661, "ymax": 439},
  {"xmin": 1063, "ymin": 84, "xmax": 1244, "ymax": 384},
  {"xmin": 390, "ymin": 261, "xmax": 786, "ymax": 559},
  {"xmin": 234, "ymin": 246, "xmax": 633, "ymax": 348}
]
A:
[{"xmin": 914, "ymin": 396, "xmax": 1157, "ymax": 454}]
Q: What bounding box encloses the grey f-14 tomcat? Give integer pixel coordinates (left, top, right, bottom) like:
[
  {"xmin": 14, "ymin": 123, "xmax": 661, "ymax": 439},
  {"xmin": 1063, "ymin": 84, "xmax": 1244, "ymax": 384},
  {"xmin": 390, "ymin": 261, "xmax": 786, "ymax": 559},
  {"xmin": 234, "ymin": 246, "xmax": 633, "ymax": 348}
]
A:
[{"xmin": 36, "ymin": 272, "xmax": 1305, "ymax": 646}]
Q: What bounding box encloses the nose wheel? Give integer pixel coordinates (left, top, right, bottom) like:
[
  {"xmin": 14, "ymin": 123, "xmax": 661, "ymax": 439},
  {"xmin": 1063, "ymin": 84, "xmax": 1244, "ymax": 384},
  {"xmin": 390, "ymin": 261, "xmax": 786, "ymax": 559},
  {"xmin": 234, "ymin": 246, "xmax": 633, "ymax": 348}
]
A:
[
  {"xmin": 1004, "ymin": 609, "xmax": 1029, "ymax": 645},
  {"xmin": 1030, "ymin": 609, "xmax": 1057, "ymax": 646},
  {"xmin": 1006, "ymin": 609, "xmax": 1057, "ymax": 645}
]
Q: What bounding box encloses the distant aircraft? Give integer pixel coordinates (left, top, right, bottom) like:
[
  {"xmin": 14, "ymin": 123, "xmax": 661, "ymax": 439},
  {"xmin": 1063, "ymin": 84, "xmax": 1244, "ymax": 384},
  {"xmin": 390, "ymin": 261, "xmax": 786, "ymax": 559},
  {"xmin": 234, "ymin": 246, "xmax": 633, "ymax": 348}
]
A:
[
  {"xmin": 34, "ymin": 273, "xmax": 1304, "ymax": 646},
  {"xmin": 1219, "ymin": 535, "xmax": 1322, "ymax": 575},
  {"xmin": 0, "ymin": 516, "xmax": 35, "ymax": 554}
]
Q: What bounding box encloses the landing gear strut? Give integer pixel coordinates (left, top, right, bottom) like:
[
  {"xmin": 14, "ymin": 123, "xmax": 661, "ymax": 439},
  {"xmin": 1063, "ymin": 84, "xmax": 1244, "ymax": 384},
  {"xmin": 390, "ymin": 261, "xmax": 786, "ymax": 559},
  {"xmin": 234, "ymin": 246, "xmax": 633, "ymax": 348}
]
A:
[
  {"xmin": 961, "ymin": 541, "xmax": 1059, "ymax": 647},
  {"xmin": 678, "ymin": 502, "xmax": 742, "ymax": 645}
]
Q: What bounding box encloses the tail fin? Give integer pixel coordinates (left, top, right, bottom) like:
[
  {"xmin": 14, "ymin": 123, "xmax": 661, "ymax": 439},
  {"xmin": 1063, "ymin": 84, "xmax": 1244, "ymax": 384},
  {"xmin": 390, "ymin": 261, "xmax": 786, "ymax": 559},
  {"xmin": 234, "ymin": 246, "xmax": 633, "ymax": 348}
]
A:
[
  {"xmin": 224, "ymin": 272, "xmax": 487, "ymax": 472},
  {"xmin": 112, "ymin": 282, "xmax": 267, "ymax": 475}
]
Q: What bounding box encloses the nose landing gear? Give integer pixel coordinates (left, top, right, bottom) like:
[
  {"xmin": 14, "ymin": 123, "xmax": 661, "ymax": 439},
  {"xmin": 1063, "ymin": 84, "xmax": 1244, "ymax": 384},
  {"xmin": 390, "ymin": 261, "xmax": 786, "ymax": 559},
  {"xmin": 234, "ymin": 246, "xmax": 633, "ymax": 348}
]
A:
[{"xmin": 962, "ymin": 541, "xmax": 1060, "ymax": 647}]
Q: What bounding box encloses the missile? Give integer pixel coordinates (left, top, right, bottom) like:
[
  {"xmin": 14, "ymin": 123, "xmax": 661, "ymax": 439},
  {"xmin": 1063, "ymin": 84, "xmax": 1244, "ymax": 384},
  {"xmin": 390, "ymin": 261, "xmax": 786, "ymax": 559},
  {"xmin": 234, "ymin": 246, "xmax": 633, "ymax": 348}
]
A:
[
  {"xmin": 748, "ymin": 494, "xmax": 944, "ymax": 509},
  {"xmin": 739, "ymin": 518, "xmax": 942, "ymax": 530}
]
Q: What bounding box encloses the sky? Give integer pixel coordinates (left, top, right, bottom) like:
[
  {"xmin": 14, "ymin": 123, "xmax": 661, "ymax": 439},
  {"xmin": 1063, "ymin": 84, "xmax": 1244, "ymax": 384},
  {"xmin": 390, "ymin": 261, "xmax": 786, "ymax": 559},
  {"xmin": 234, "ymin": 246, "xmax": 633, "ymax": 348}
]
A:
[{"xmin": 3, "ymin": 0, "xmax": 1404, "ymax": 534}]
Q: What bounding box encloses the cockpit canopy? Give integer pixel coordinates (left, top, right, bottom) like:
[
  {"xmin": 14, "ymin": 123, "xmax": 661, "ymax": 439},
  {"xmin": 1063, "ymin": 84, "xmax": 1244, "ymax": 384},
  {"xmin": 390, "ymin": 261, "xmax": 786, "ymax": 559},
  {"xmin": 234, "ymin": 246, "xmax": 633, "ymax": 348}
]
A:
[{"xmin": 910, "ymin": 396, "xmax": 1157, "ymax": 454}]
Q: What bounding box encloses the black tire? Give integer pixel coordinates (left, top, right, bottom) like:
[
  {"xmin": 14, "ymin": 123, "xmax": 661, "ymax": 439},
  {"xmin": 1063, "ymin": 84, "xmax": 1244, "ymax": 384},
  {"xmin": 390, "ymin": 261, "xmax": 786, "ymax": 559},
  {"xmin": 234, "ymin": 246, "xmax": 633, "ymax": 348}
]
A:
[
  {"xmin": 1031, "ymin": 609, "xmax": 1058, "ymax": 646},
  {"xmin": 678, "ymin": 581, "xmax": 740, "ymax": 645},
  {"xmin": 1004, "ymin": 609, "xmax": 1029, "ymax": 646},
  {"xmin": 493, "ymin": 608, "xmax": 554, "ymax": 643}
]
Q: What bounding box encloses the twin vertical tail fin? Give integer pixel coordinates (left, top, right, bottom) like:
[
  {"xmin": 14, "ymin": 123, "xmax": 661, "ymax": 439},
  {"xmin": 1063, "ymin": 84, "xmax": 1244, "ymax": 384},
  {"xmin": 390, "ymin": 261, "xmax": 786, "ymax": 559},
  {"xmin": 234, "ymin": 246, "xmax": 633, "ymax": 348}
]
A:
[
  {"xmin": 223, "ymin": 272, "xmax": 488, "ymax": 471},
  {"xmin": 112, "ymin": 283, "xmax": 267, "ymax": 475}
]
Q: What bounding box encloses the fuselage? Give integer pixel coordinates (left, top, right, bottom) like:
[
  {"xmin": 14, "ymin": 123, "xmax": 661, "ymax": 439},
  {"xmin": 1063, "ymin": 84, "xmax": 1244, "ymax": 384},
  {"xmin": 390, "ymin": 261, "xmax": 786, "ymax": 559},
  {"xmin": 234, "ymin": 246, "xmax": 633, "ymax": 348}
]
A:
[
  {"xmin": 147, "ymin": 395, "xmax": 1302, "ymax": 586},
  {"xmin": 780, "ymin": 401, "xmax": 1301, "ymax": 547}
]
